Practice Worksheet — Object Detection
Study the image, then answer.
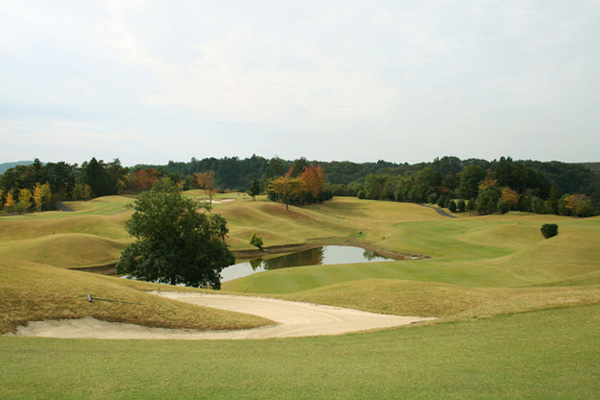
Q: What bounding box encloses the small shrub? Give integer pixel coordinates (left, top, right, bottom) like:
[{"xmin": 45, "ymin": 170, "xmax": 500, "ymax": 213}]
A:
[
  {"xmin": 448, "ymin": 200, "xmax": 457, "ymax": 213},
  {"xmin": 457, "ymin": 199, "xmax": 466, "ymax": 212},
  {"xmin": 466, "ymin": 199, "xmax": 475, "ymax": 213},
  {"xmin": 250, "ymin": 233, "xmax": 264, "ymax": 250},
  {"xmin": 428, "ymin": 193, "xmax": 438, "ymax": 204},
  {"xmin": 497, "ymin": 200, "xmax": 510, "ymax": 215},
  {"xmin": 540, "ymin": 223, "xmax": 559, "ymax": 239},
  {"xmin": 357, "ymin": 190, "xmax": 366, "ymax": 200},
  {"xmin": 437, "ymin": 196, "xmax": 446, "ymax": 208}
]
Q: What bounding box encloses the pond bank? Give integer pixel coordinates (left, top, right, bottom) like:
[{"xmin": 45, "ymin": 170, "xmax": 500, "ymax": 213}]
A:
[{"xmin": 70, "ymin": 240, "xmax": 430, "ymax": 277}]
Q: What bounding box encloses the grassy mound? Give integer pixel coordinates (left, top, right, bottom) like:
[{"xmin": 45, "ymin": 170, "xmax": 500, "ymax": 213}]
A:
[
  {"xmin": 2, "ymin": 194, "xmax": 600, "ymax": 398},
  {"xmin": 0, "ymin": 257, "xmax": 271, "ymax": 334},
  {"xmin": 2, "ymin": 194, "xmax": 599, "ymax": 334},
  {"xmin": 0, "ymin": 233, "xmax": 127, "ymax": 268}
]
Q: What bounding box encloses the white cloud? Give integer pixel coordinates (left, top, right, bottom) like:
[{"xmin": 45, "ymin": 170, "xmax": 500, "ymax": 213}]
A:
[{"xmin": 1, "ymin": 0, "xmax": 599, "ymax": 165}]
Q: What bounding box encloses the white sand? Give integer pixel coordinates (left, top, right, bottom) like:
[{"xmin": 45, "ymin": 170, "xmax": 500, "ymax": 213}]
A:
[{"xmin": 9, "ymin": 292, "xmax": 435, "ymax": 340}]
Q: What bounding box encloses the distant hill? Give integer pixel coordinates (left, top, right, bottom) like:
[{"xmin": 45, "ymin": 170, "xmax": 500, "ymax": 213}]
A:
[{"xmin": 0, "ymin": 161, "xmax": 33, "ymax": 174}]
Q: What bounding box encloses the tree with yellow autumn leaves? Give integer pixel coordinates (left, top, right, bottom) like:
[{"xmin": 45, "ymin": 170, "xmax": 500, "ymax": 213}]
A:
[{"xmin": 267, "ymin": 163, "xmax": 331, "ymax": 210}]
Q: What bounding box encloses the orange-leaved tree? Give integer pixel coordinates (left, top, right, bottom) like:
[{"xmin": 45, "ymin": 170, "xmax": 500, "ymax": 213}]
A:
[
  {"xmin": 133, "ymin": 169, "xmax": 161, "ymax": 192},
  {"xmin": 194, "ymin": 171, "xmax": 217, "ymax": 205},
  {"xmin": 300, "ymin": 164, "xmax": 326, "ymax": 202},
  {"xmin": 4, "ymin": 193, "xmax": 14, "ymax": 209},
  {"xmin": 564, "ymin": 193, "xmax": 589, "ymax": 218}
]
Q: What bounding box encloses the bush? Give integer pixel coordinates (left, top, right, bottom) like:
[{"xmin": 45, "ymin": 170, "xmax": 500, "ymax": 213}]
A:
[
  {"xmin": 497, "ymin": 200, "xmax": 510, "ymax": 214},
  {"xmin": 540, "ymin": 223, "xmax": 559, "ymax": 239},
  {"xmin": 448, "ymin": 200, "xmax": 457, "ymax": 213},
  {"xmin": 457, "ymin": 199, "xmax": 466, "ymax": 212},
  {"xmin": 250, "ymin": 233, "xmax": 264, "ymax": 249},
  {"xmin": 428, "ymin": 193, "xmax": 438, "ymax": 204},
  {"xmin": 357, "ymin": 190, "xmax": 366, "ymax": 200},
  {"xmin": 437, "ymin": 195, "xmax": 446, "ymax": 208}
]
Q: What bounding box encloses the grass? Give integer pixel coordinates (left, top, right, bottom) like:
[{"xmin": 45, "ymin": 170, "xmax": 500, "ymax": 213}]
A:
[
  {"xmin": 0, "ymin": 257, "xmax": 271, "ymax": 334},
  {"xmin": 1, "ymin": 194, "xmax": 599, "ymax": 398},
  {"xmin": 1, "ymin": 304, "xmax": 598, "ymax": 399}
]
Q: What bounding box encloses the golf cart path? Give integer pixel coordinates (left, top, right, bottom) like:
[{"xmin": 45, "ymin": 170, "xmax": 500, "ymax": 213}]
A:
[{"xmin": 12, "ymin": 292, "xmax": 435, "ymax": 340}]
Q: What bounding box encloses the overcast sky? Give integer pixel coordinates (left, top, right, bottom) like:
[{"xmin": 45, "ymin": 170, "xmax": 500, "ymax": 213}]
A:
[{"xmin": 1, "ymin": 1, "xmax": 599, "ymax": 166}]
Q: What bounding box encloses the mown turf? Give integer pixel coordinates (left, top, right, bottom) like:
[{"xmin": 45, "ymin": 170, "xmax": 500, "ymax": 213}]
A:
[
  {"xmin": 1, "ymin": 195, "xmax": 599, "ymax": 398},
  {"xmin": 1, "ymin": 304, "xmax": 598, "ymax": 399},
  {"xmin": 2, "ymin": 195, "xmax": 600, "ymax": 328},
  {"xmin": 0, "ymin": 257, "xmax": 271, "ymax": 334}
]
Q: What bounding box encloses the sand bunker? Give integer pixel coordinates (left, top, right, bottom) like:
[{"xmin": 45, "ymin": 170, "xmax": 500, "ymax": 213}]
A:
[
  {"xmin": 10, "ymin": 292, "xmax": 434, "ymax": 340},
  {"xmin": 199, "ymin": 199, "xmax": 235, "ymax": 204}
]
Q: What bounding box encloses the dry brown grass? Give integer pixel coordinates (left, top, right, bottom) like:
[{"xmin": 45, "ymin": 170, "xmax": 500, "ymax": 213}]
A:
[{"xmin": 0, "ymin": 257, "xmax": 272, "ymax": 334}]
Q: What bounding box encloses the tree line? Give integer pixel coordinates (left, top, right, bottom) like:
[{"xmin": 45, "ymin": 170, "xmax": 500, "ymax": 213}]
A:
[
  {"xmin": 352, "ymin": 157, "xmax": 599, "ymax": 217},
  {"xmin": 1, "ymin": 155, "xmax": 598, "ymax": 216}
]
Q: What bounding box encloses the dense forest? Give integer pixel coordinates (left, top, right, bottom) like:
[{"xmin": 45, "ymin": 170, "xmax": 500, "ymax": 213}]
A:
[{"xmin": 1, "ymin": 156, "xmax": 599, "ymax": 217}]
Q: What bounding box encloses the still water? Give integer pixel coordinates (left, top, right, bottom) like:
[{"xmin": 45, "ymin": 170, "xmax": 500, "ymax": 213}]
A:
[{"xmin": 221, "ymin": 245, "xmax": 392, "ymax": 282}]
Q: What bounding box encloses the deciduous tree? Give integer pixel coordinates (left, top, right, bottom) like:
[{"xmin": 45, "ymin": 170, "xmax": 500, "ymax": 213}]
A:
[
  {"xmin": 32, "ymin": 183, "xmax": 44, "ymax": 211},
  {"xmin": 300, "ymin": 164, "xmax": 326, "ymax": 201},
  {"xmin": 365, "ymin": 174, "xmax": 388, "ymax": 200},
  {"xmin": 459, "ymin": 164, "xmax": 485, "ymax": 200},
  {"xmin": 501, "ymin": 187, "xmax": 519, "ymax": 211},
  {"xmin": 16, "ymin": 188, "xmax": 32, "ymax": 214},
  {"xmin": 116, "ymin": 179, "xmax": 234, "ymax": 289},
  {"xmin": 4, "ymin": 193, "xmax": 15, "ymax": 211},
  {"xmin": 476, "ymin": 186, "xmax": 502, "ymax": 215},
  {"xmin": 133, "ymin": 169, "xmax": 161, "ymax": 192},
  {"xmin": 194, "ymin": 171, "xmax": 217, "ymax": 206},
  {"xmin": 564, "ymin": 194, "xmax": 590, "ymax": 218},
  {"xmin": 267, "ymin": 176, "xmax": 306, "ymax": 210}
]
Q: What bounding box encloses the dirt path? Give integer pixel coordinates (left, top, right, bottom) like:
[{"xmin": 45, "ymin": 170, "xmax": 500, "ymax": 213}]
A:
[
  {"xmin": 56, "ymin": 201, "xmax": 74, "ymax": 211},
  {"xmin": 10, "ymin": 292, "xmax": 434, "ymax": 340},
  {"xmin": 418, "ymin": 203, "xmax": 457, "ymax": 218}
]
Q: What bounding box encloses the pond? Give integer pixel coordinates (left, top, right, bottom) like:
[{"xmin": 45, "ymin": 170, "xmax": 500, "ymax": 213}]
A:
[{"xmin": 220, "ymin": 245, "xmax": 393, "ymax": 282}]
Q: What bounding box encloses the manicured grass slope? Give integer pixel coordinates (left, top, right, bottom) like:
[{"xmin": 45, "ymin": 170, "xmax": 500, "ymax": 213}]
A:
[
  {"xmin": 0, "ymin": 257, "xmax": 271, "ymax": 334},
  {"xmin": 0, "ymin": 198, "xmax": 133, "ymax": 268},
  {"xmin": 2, "ymin": 195, "xmax": 599, "ymax": 398},
  {"xmin": 219, "ymin": 198, "xmax": 600, "ymax": 323},
  {"xmin": 0, "ymin": 233, "xmax": 127, "ymax": 267},
  {"xmin": 2, "ymin": 195, "xmax": 599, "ymax": 329},
  {"xmin": 1, "ymin": 304, "xmax": 598, "ymax": 399}
]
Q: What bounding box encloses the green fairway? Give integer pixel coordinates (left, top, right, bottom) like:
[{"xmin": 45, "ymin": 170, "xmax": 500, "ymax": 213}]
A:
[
  {"xmin": 1, "ymin": 305, "xmax": 598, "ymax": 399},
  {"xmin": 1, "ymin": 195, "xmax": 599, "ymax": 398}
]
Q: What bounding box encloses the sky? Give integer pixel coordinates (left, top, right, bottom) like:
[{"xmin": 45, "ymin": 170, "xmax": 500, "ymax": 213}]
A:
[{"xmin": 1, "ymin": 0, "xmax": 599, "ymax": 167}]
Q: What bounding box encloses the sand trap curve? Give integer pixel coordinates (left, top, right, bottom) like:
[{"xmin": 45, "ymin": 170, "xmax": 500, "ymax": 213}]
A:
[{"xmin": 11, "ymin": 292, "xmax": 435, "ymax": 340}]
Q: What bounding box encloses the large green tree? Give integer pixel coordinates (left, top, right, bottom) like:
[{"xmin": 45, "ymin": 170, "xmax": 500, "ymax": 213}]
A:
[
  {"xmin": 476, "ymin": 185, "xmax": 502, "ymax": 215},
  {"xmin": 459, "ymin": 164, "xmax": 485, "ymax": 199},
  {"xmin": 116, "ymin": 179, "xmax": 234, "ymax": 289}
]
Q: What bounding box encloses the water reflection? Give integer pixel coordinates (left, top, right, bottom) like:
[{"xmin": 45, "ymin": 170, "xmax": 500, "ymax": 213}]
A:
[{"xmin": 221, "ymin": 245, "xmax": 392, "ymax": 282}]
